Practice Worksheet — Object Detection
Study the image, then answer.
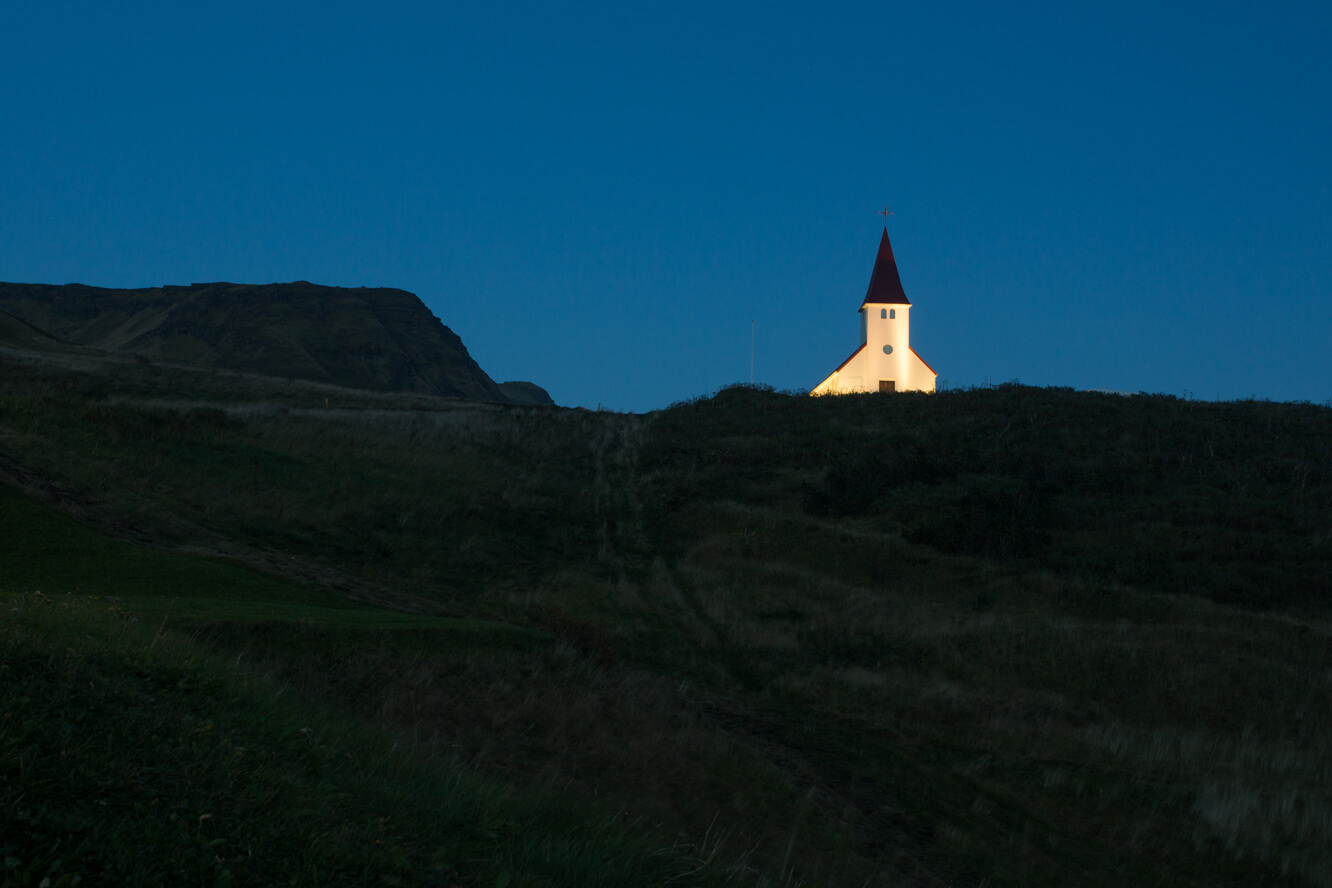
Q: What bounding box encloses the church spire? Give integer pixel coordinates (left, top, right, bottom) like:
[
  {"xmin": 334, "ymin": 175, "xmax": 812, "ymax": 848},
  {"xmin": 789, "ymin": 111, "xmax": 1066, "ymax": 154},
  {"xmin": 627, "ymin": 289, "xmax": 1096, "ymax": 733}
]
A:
[{"xmin": 861, "ymin": 227, "xmax": 910, "ymax": 306}]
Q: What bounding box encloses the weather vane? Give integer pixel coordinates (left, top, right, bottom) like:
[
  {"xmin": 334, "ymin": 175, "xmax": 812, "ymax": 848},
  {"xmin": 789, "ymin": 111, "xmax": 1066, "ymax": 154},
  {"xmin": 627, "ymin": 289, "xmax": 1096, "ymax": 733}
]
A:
[{"xmin": 879, "ymin": 207, "xmax": 892, "ymax": 223}]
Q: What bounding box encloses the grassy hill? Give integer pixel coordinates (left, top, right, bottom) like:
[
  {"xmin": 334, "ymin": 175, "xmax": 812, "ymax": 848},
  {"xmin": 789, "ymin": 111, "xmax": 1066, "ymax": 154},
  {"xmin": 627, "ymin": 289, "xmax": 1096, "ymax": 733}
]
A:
[
  {"xmin": 0, "ymin": 281, "xmax": 552, "ymax": 405},
  {"xmin": 2, "ymin": 343, "xmax": 1331, "ymax": 886}
]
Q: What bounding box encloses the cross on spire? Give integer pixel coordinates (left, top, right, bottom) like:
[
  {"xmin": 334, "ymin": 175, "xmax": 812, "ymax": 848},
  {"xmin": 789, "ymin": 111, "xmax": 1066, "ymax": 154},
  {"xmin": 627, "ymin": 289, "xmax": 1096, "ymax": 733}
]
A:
[{"xmin": 879, "ymin": 206, "xmax": 892, "ymax": 224}]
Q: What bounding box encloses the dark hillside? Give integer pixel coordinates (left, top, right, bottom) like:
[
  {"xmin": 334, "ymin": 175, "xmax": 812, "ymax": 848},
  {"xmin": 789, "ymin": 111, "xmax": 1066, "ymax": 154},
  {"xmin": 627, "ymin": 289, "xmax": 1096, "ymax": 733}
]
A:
[
  {"xmin": 646, "ymin": 385, "xmax": 1332, "ymax": 611},
  {"xmin": 4, "ymin": 360, "xmax": 1332, "ymax": 887},
  {"xmin": 0, "ymin": 307, "xmax": 76, "ymax": 352},
  {"xmin": 0, "ymin": 280, "xmax": 548, "ymax": 403}
]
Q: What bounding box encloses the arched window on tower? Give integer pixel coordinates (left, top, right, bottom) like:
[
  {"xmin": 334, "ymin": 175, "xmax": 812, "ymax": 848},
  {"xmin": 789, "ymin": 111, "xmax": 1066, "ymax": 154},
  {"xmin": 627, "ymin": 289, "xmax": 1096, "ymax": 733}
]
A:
[
  {"xmin": 889, "ymin": 309, "xmax": 896, "ymax": 319},
  {"xmin": 880, "ymin": 309, "xmax": 887, "ymax": 319}
]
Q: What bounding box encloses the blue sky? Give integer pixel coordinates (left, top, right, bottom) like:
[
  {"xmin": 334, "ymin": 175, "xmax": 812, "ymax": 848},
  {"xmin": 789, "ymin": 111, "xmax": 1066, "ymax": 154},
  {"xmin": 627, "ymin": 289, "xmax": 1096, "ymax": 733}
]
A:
[{"xmin": 2, "ymin": 1, "xmax": 1328, "ymax": 410}]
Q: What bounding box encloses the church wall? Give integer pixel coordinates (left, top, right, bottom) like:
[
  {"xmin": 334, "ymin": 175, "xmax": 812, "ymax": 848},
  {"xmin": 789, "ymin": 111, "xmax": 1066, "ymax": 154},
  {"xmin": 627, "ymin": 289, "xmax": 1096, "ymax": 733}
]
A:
[
  {"xmin": 840, "ymin": 350, "xmax": 865, "ymax": 392},
  {"xmin": 812, "ymin": 306, "xmax": 934, "ymax": 395},
  {"xmin": 811, "ymin": 347, "xmax": 866, "ymax": 395},
  {"xmin": 907, "ymin": 348, "xmax": 937, "ymax": 392},
  {"xmin": 864, "ymin": 304, "xmax": 916, "ymax": 391}
]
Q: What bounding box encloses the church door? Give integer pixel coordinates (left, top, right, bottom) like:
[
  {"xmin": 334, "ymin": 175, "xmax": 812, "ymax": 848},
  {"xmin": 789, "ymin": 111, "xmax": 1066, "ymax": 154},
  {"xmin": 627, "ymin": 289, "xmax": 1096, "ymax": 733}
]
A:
[{"xmin": 879, "ymin": 380, "xmax": 895, "ymax": 393}]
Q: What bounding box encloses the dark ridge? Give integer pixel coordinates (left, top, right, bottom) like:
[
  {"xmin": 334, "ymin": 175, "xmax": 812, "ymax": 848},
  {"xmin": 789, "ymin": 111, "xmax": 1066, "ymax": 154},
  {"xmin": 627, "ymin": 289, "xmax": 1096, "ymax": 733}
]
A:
[
  {"xmin": 498, "ymin": 380, "xmax": 556, "ymax": 406},
  {"xmin": 0, "ymin": 281, "xmax": 524, "ymax": 402},
  {"xmin": 0, "ymin": 306, "xmax": 70, "ymax": 351}
]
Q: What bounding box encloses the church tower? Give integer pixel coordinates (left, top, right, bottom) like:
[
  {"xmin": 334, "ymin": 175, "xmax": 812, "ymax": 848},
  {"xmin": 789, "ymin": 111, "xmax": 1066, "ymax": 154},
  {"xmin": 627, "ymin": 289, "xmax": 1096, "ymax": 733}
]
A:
[{"xmin": 812, "ymin": 228, "xmax": 936, "ymax": 395}]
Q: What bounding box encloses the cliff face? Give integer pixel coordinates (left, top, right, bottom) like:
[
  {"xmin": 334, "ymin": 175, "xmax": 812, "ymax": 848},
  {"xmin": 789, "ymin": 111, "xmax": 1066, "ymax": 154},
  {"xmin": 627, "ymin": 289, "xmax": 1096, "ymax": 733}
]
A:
[{"xmin": 0, "ymin": 281, "xmax": 549, "ymax": 404}]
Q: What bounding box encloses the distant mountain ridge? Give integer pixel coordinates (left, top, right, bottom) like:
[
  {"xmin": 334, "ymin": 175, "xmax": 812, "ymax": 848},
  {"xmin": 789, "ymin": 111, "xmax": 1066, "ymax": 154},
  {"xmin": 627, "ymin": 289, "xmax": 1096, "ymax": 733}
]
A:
[{"xmin": 0, "ymin": 281, "xmax": 552, "ymax": 404}]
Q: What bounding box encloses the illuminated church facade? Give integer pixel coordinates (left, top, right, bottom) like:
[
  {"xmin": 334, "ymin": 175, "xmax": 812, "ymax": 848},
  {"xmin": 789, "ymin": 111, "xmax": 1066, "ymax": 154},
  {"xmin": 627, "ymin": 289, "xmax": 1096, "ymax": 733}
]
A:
[{"xmin": 811, "ymin": 228, "xmax": 937, "ymax": 395}]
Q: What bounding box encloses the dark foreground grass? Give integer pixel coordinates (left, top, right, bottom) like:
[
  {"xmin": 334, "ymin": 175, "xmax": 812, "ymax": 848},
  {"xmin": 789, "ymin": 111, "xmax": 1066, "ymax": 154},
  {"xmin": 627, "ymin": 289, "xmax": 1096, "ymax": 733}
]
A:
[
  {"xmin": 4, "ymin": 353, "xmax": 1332, "ymax": 886},
  {"xmin": 0, "ymin": 594, "xmax": 714, "ymax": 888}
]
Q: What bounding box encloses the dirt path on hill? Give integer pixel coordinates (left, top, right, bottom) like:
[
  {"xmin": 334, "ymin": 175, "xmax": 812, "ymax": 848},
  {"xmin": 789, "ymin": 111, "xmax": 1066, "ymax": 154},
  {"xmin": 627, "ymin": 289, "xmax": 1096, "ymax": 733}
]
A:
[{"xmin": 589, "ymin": 415, "xmax": 648, "ymax": 561}]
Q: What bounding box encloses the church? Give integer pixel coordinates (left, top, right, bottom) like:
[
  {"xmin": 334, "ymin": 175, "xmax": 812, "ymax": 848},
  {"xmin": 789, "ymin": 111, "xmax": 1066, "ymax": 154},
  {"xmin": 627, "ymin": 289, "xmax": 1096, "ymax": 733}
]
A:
[{"xmin": 811, "ymin": 228, "xmax": 937, "ymax": 395}]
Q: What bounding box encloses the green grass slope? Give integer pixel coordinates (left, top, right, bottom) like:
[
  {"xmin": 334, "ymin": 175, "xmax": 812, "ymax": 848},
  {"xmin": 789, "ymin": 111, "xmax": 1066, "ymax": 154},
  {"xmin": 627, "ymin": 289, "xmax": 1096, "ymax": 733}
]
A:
[
  {"xmin": 4, "ymin": 351, "xmax": 1332, "ymax": 886},
  {"xmin": 2, "ymin": 599, "xmax": 712, "ymax": 887},
  {"xmin": 1, "ymin": 476, "xmax": 712, "ymax": 887}
]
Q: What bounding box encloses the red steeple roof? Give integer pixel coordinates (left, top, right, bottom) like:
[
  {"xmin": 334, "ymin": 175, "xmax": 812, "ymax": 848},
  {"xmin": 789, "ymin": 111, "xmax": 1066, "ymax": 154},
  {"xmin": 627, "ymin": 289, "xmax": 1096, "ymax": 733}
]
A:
[{"xmin": 861, "ymin": 227, "xmax": 910, "ymax": 306}]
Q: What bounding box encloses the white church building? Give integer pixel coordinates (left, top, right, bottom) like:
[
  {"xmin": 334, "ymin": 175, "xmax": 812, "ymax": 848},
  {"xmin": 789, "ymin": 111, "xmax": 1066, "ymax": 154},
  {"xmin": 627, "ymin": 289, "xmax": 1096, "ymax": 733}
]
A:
[{"xmin": 812, "ymin": 228, "xmax": 937, "ymax": 395}]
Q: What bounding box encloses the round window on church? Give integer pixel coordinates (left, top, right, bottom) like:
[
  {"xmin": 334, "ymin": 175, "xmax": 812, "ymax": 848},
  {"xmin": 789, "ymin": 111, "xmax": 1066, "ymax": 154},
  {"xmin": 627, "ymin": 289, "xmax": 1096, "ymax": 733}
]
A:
[{"xmin": 882, "ymin": 345, "xmax": 893, "ymax": 355}]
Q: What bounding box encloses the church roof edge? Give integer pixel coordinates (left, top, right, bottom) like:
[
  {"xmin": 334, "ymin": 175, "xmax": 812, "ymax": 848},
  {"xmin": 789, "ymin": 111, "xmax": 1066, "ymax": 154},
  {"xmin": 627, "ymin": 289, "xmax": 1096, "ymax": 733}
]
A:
[{"xmin": 829, "ymin": 343, "xmax": 866, "ymax": 376}]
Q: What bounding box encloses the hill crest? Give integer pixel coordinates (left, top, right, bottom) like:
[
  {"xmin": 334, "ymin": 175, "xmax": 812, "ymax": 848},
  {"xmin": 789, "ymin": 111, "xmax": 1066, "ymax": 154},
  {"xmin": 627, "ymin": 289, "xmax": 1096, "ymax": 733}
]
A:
[{"xmin": 0, "ymin": 280, "xmax": 552, "ymax": 404}]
